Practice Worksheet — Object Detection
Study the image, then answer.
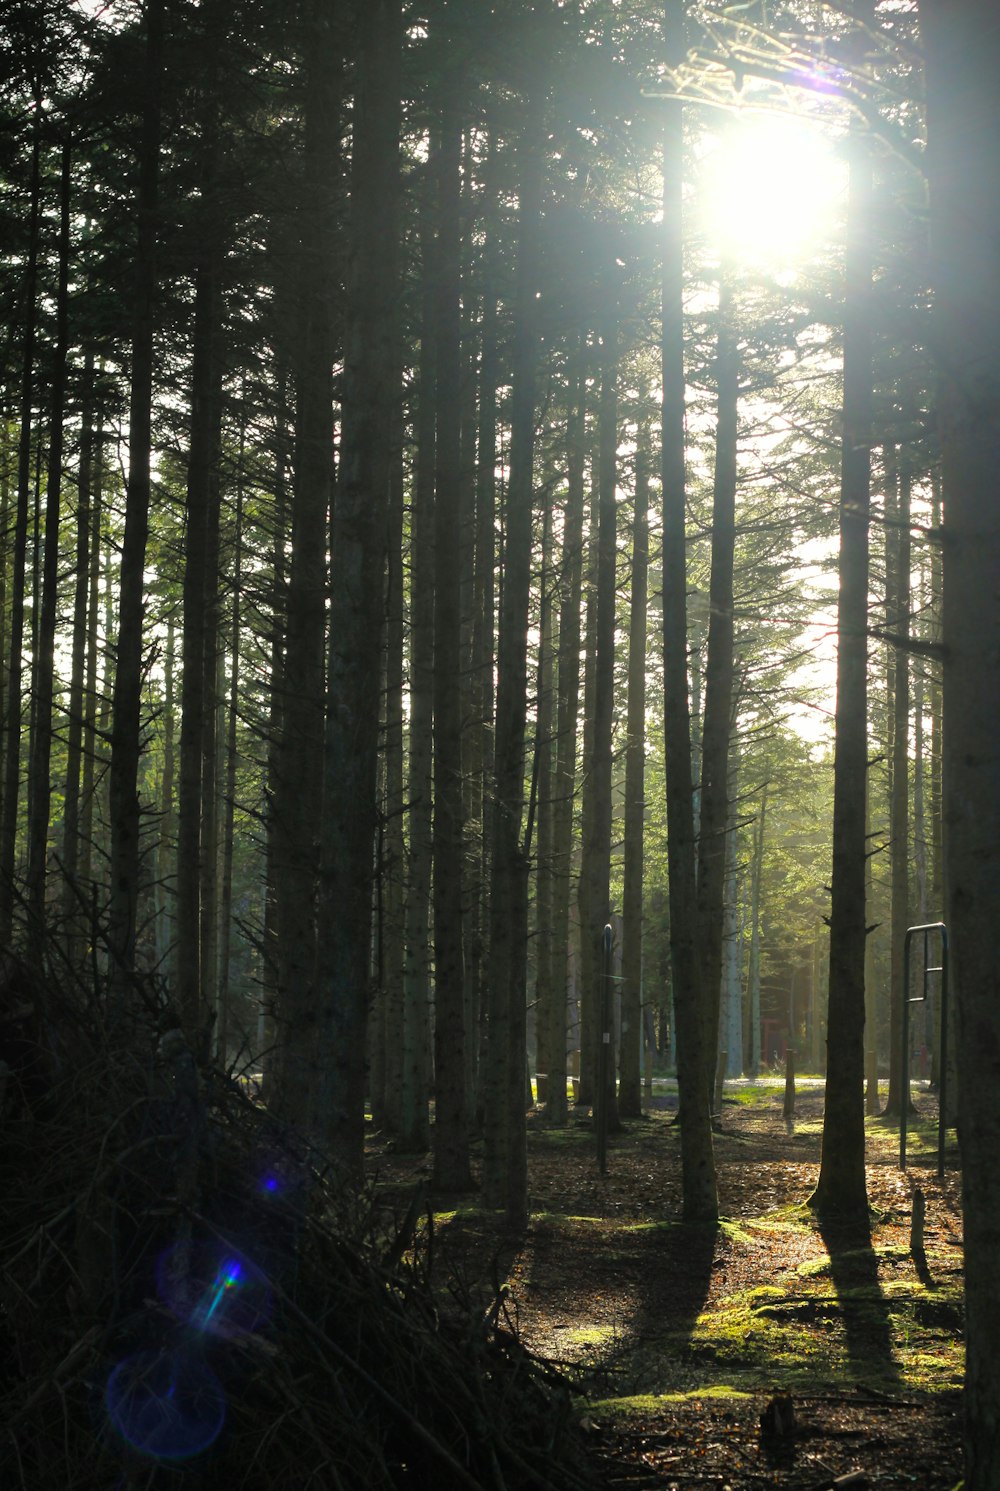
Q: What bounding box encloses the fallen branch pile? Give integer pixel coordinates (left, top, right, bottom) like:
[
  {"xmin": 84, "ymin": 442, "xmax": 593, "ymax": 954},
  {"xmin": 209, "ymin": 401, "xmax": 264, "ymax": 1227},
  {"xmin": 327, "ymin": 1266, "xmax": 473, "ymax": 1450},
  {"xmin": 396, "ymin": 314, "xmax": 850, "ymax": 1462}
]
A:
[{"xmin": 0, "ymin": 954, "xmax": 596, "ymax": 1490}]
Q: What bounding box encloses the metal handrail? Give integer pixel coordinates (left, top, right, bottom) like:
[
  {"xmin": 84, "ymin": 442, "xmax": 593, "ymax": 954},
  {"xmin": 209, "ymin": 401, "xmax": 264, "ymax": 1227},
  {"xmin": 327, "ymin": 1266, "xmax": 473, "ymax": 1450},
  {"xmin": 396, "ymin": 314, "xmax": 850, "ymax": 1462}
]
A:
[{"xmin": 900, "ymin": 921, "xmax": 949, "ymax": 1177}]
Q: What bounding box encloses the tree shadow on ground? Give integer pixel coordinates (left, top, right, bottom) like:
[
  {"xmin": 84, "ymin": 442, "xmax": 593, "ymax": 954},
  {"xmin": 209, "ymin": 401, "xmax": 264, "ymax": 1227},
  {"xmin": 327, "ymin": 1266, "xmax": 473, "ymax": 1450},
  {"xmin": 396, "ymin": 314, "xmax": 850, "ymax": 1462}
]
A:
[
  {"xmin": 817, "ymin": 1214, "xmax": 903, "ymax": 1392},
  {"xmin": 600, "ymin": 1218, "xmax": 720, "ymax": 1393}
]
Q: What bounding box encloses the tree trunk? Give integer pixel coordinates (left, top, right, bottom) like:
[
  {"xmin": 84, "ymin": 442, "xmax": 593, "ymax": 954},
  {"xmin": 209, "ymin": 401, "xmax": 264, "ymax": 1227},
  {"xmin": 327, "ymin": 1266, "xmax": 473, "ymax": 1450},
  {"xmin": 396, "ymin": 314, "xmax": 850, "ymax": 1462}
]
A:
[
  {"xmin": 216, "ymin": 475, "xmax": 244, "ymax": 1062},
  {"xmin": 315, "ymin": 0, "xmax": 400, "ymax": 1170},
  {"xmin": 108, "ymin": 0, "xmax": 164, "ymax": 984},
  {"xmin": 922, "ymin": 6, "xmax": 1000, "ymax": 1483},
  {"xmin": 580, "ymin": 307, "xmax": 621, "ymax": 1137},
  {"xmin": 176, "ymin": 240, "xmax": 223, "ymax": 1040},
  {"xmin": 722, "ymin": 754, "xmax": 742, "ymax": 1079},
  {"xmin": 379, "ymin": 374, "xmax": 407, "ymax": 1134},
  {"xmin": 271, "ymin": 0, "xmax": 339, "ymax": 1131},
  {"xmin": 576, "ymin": 474, "xmax": 599, "ymax": 1106},
  {"xmin": 884, "ymin": 456, "xmax": 911, "ymax": 1118},
  {"xmin": 619, "ymin": 415, "xmax": 651, "ymax": 1119},
  {"xmin": 661, "ymin": 0, "xmax": 717, "ymax": 1221},
  {"xmin": 78, "ymin": 410, "xmax": 104, "ymax": 900},
  {"xmin": 26, "ymin": 139, "xmax": 71, "ymax": 961},
  {"xmin": 62, "ymin": 348, "xmax": 96, "ymax": 962},
  {"xmin": 697, "ymin": 269, "xmax": 739, "ymax": 1103},
  {"xmin": 811, "ymin": 70, "xmax": 873, "ymax": 1220},
  {"xmin": 747, "ymin": 783, "xmax": 766, "ymax": 1078},
  {"xmin": 430, "ymin": 71, "xmax": 472, "ymax": 1192},
  {"xmin": 484, "ymin": 79, "xmax": 543, "ymax": 1227},
  {"xmin": 258, "ymin": 367, "xmax": 289, "ymax": 1086},
  {"xmin": 469, "ymin": 130, "xmax": 500, "ymax": 1126},
  {"xmin": 0, "ymin": 118, "xmax": 41, "ymax": 942},
  {"xmin": 533, "ymin": 500, "xmax": 556, "ymax": 1092},
  {"xmin": 401, "ymin": 181, "xmax": 437, "ymax": 1155},
  {"xmin": 545, "ymin": 356, "xmax": 587, "ymax": 1127}
]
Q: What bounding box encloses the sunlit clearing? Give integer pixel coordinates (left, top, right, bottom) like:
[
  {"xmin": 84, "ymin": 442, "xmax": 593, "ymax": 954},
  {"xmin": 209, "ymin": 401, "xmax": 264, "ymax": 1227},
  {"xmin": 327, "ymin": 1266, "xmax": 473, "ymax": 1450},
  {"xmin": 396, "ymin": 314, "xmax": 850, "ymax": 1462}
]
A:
[{"xmin": 699, "ymin": 111, "xmax": 844, "ymax": 270}]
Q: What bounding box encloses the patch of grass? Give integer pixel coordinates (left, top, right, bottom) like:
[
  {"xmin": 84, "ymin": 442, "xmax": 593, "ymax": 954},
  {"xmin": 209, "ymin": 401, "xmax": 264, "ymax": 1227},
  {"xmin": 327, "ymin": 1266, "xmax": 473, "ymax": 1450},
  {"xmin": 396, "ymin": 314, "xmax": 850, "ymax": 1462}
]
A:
[
  {"xmin": 560, "ymin": 1324, "xmax": 618, "ymax": 1349},
  {"xmin": 582, "ymin": 1385, "xmax": 753, "ymax": 1418},
  {"xmin": 725, "ymin": 1085, "xmax": 774, "ymax": 1107},
  {"xmin": 744, "ymin": 1203, "xmax": 817, "ymax": 1238}
]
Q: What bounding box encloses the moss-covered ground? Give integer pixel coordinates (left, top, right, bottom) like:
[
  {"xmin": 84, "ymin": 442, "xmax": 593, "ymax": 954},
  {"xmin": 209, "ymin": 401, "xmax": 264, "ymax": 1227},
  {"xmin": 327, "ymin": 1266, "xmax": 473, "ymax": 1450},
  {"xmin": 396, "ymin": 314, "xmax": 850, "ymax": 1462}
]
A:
[{"xmin": 368, "ymin": 1079, "xmax": 964, "ymax": 1489}]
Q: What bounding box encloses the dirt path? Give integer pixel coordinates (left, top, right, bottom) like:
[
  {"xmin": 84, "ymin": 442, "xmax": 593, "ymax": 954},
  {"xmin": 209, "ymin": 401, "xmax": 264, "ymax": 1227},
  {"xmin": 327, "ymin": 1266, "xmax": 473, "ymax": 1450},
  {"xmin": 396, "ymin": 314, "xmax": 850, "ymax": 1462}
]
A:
[{"xmin": 368, "ymin": 1081, "xmax": 965, "ymax": 1489}]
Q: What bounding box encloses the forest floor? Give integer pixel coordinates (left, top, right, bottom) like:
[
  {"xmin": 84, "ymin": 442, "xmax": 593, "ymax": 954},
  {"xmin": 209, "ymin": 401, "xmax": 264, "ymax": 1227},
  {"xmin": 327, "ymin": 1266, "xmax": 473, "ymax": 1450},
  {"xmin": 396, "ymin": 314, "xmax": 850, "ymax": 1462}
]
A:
[{"xmin": 366, "ymin": 1079, "xmax": 965, "ymax": 1491}]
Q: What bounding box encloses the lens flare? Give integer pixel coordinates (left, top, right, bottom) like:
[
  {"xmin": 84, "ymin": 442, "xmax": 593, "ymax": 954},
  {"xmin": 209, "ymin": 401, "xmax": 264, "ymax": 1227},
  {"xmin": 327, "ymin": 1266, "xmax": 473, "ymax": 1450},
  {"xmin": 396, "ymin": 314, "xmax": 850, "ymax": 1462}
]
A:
[
  {"xmin": 156, "ymin": 1241, "xmax": 272, "ymax": 1340},
  {"xmin": 105, "ymin": 1349, "xmax": 226, "ymax": 1460}
]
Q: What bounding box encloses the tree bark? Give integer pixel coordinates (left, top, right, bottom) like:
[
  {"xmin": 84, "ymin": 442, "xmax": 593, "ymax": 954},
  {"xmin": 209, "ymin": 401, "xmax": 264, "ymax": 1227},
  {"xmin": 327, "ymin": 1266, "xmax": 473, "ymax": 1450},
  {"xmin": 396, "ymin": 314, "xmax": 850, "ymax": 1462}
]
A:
[
  {"xmin": 271, "ymin": 0, "xmax": 340, "ymax": 1132},
  {"xmin": 884, "ymin": 455, "xmax": 911, "ymax": 1118},
  {"xmin": 922, "ymin": 5, "xmax": 1000, "ymax": 1483},
  {"xmin": 62, "ymin": 348, "xmax": 96, "ymax": 962},
  {"xmin": 661, "ymin": 0, "xmax": 717, "ymax": 1221},
  {"xmin": 430, "ymin": 70, "xmax": 472, "ymax": 1192},
  {"xmin": 619, "ymin": 415, "xmax": 651, "ymax": 1118},
  {"xmin": 401, "ymin": 179, "xmax": 437, "ymax": 1155},
  {"xmin": 811, "ymin": 64, "xmax": 874, "ymax": 1220},
  {"xmin": 26, "ymin": 139, "xmax": 71, "ymax": 961},
  {"xmin": 484, "ymin": 78, "xmax": 543, "ymax": 1227},
  {"xmin": 697, "ymin": 269, "xmax": 739, "ymax": 1105},
  {"xmin": 545, "ymin": 356, "xmax": 587, "ymax": 1127},
  {"xmin": 580, "ymin": 306, "xmax": 621, "ymax": 1137},
  {"xmin": 108, "ymin": 0, "xmax": 164, "ymax": 984},
  {"xmin": 176, "ymin": 242, "xmax": 223, "ymax": 1040},
  {"xmin": 0, "ymin": 117, "xmax": 41, "ymax": 942},
  {"xmin": 315, "ymin": 0, "xmax": 400, "ymax": 1171}
]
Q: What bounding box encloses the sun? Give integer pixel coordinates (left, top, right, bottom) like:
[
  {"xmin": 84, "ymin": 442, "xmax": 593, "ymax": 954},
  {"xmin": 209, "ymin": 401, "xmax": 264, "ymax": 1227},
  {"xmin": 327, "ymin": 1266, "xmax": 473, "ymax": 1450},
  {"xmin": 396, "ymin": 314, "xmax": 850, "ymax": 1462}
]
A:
[{"xmin": 698, "ymin": 109, "xmax": 846, "ymax": 271}]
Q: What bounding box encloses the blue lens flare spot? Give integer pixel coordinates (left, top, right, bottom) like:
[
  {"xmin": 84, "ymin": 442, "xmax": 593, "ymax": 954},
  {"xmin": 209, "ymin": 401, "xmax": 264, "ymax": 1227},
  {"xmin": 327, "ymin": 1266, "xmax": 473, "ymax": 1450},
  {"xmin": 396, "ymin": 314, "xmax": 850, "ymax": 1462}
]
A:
[
  {"xmin": 105, "ymin": 1349, "xmax": 226, "ymax": 1460},
  {"xmin": 157, "ymin": 1242, "xmax": 272, "ymax": 1339}
]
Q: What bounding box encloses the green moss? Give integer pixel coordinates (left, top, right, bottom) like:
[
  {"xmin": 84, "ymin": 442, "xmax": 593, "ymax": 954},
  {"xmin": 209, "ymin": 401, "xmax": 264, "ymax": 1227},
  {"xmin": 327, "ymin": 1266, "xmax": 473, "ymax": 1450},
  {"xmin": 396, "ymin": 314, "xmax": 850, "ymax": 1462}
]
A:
[
  {"xmin": 560, "ymin": 1324, "xmax": 618, "ymax": 1349},
  {"xmin": 583, "ymin": 1386, "xmax": 753, "ymax": 1418}
]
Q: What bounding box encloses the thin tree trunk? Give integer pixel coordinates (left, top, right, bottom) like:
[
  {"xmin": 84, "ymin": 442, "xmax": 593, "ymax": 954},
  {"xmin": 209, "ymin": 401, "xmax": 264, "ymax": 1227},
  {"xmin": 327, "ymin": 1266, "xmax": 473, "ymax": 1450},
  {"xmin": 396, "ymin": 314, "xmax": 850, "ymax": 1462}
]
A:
[
  {"xmin": 379, "ymin": 378, "xmax": 406, "ymax": 1134},
  {"xmin": 216, "ymin": 476, "xmax": 244, "ymax": 1062},
  {"xmin": 661, "ymin": 0, "xmax": 717, "ymax": 1221},
  {"xmin": 271, "ymin": 0, "xmax": 339, "ymax": 1130},
  {"xmin": 258, "ymin": 368, "xmax": 289, "ymax": 1084},
  {"xmin": 430, "ymin": 69, "xmax": 472, "ymax": 1192},
  {"xmin": 722, "ymin": 762, "xmax": 742, "ymax": 1079},
  {"xmin": 470, "ymin": 132, "xmax": 500, "ymax": 1124},
  {"xmin": 78, "ymin": 413, "xmax": 104, "ymax": 899},
  {"xmin": 884, "ymin": 456, "xmax": 911, "ymax": 1117},
  {"xmin": 581, "ymin": 306, "xmax": 621, "ymax": 1136},
  {"xmin": 314, "ymin": 0, "xmax": 400, "ymax": 1169},
  {"xmin": 747, "ymin": 783, "xmax": 766, "ymax": 1078},
  {"xmin": 156, "ymin": 615, "xmax": 176, "ymax": 979},
  {"xmin": 533, "ymin": 501, "xmax": 556, "ymax": 1092},
  {"xmin": 811, "ymin": 72, "xmax": 873, "ymax": 1219},
  {"xmin": 0, "ymin": 117, "xmax": 41, "ymax": 942},
  {"xmin": 176, "ymin": 240, "xmax": 223, "ymax": 1039},
  {"xmin": 401, "ymin": 182, "xmax": 437, "ymax": 1155},
  {"xmin": 576, "ymin": 473, "xmax": 599, "ymax": 1106},
  {"xmin": 63, "ymin": 348, "xmax": 95, "ymax": 962},
  {"xmin": 26, "ymin": 139, "xmax": 71, "ymax": 960},
  {"xmin": 484, "ymin": 79, "xmax": 543, "ymax": 1227},
  {"xmin": 619, "ymin": 415, "xmax": 650, "ymax": 1118},
  {"xmin": 108, "ymin": 0, "xmax": 164, "ymax": 983},
  {"xmin": 697, "ymin": 269, "xmax": 739, "ymax": 1104},
  {"xmin": 545, "ymin": 356, "xmax": 586, "ymax": 1127}
]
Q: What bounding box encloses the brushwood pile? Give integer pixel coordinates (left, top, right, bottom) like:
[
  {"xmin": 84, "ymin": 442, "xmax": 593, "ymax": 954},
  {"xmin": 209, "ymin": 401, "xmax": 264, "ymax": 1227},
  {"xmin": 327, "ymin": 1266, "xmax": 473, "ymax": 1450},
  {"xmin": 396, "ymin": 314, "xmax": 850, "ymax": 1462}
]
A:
[{"xmin": 0, "ymin": 953, "xmax": 594, "ymax": 1490}]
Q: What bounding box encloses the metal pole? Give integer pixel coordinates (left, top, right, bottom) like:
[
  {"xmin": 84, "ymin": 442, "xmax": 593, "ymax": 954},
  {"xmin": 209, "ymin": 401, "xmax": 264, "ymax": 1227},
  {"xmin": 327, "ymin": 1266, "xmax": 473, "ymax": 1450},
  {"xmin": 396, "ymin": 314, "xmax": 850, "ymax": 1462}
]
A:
[
  {"xmin": 900, "ymin": 922, "xmax": 948, "ymax": 1174},
  {"xmin": 900, "ymin": 931, "xmax": 911, "ymax": 1170},
  {"xmin": 937, "ymin": 925, "xmax": 949, "ymax": 1180},
  {"xmin": 596, "ymin": 923, "xmax": 612, "ymax": 1175}
]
